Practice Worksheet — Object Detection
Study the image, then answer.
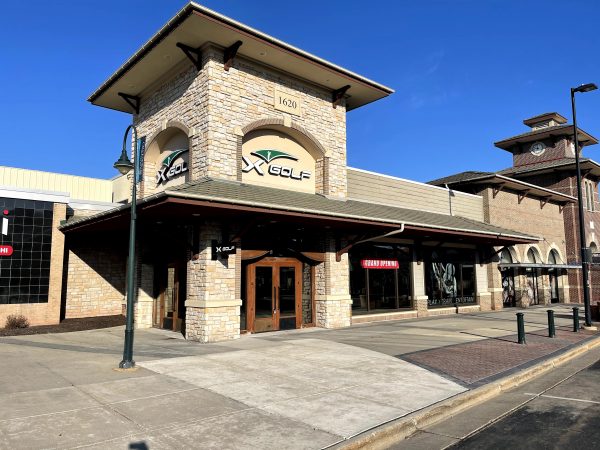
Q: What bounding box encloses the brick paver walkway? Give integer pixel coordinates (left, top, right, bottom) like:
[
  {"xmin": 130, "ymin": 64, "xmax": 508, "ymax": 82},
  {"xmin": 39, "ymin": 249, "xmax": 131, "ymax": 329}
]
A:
[{"xmin": 402, "ymin": 327, "xmax": 597, "ymax": 385}]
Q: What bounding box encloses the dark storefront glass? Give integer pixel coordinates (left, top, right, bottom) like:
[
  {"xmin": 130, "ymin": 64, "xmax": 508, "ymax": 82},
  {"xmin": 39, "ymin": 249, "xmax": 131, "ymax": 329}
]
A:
[
  {"xmin": 349, "ymin": 244, "xmax": 412, "ymax": 314},
  {"xmin": 0, "ymin": 198, "xmax": 53, "ymax": 304},
  {"xmin": 425, "ymin": 247, "xmax": 476, "ymax": 308}
]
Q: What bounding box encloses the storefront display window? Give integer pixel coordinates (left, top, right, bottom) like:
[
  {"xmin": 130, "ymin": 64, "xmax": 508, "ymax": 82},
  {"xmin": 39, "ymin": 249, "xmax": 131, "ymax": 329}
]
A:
[
  {"xmin": 0, "ymin": 198, "xmax": 53, "ymax": 304},
  {"xmin": 425, "ymin": 247, "xmax": 476, "ymax": 307},
  {"xmin": 349, "ymin": 244, "xmax": 412, "ymax": 314}
]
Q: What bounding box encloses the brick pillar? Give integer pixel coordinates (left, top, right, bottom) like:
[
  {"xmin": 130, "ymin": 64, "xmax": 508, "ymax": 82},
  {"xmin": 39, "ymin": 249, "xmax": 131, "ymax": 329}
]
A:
[
  {"xmin": 135, "ymin": 263, "xmax": 154, "ymax": 329},
  {"xmin": 411, "ymin": 259, "xmax": 428, "ymax": 317},
  {"xmin": 315, "ymin": 234, "xmax": 351, "ymax": 328},
  {"xmin": 185, "ymin": 222, "xmax": 240, "ymax": 343},
  {"xmin": 475, "ymin": 253, "xmax": 492, "ymax": 311}
]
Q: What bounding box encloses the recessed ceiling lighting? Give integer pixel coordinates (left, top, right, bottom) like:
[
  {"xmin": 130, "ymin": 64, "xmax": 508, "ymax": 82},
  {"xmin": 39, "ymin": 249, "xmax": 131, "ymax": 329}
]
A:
[{"xmin": 259, "ymin": 50, "xmax": 267, "ymax": 56}]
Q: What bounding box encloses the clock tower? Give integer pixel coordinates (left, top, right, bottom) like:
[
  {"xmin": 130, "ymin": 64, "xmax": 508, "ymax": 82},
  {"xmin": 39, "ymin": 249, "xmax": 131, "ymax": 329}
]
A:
[{"xmin": 494, "ymin": 112, "xmax": 596, "ymax": 168}]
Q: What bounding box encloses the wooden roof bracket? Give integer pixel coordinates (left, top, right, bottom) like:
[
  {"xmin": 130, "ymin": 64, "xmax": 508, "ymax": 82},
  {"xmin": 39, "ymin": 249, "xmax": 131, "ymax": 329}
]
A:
[
  {"xmin": 492, "ymin": 183, "xmax": 505, "ymax": 199},
  {"xmin": 176, "ymin": 43, "xmax": 203, "ymax": 70},
  {"xmin": 117, "ymin": 93, "xmax": 140, "ymax": 114},
  {"xmin": 231, "ymin": 217, "xmax": 260, "ymax": 244},
  {"xmin": 336, "ymin": 234, "xmax": 366, "ymax": 262},
  {"xmin": 540, "ymin": 196, "xmax": 550, "ymax": 209},
  {"xmin": 224, "ymin": 40, "xmax": 243, "ymax": 71},
  {"xmin": 518, "ymin": 189, "xmax": 530, "ymax": 204},
  {"xmin": 332, "ymin": 85, "xmax": 351, "ymax": 108}
]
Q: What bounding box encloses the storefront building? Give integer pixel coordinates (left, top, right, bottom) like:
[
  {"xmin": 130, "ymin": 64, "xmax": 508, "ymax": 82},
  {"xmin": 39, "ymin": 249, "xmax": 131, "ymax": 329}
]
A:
[{"xmin": 51, "ymin": 3, "xmax": 539, "ymax": 342}]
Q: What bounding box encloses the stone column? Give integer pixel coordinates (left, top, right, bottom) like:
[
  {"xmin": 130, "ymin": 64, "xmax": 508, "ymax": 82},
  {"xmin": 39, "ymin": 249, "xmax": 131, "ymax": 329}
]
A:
[
  {"xmin": 135, "ymin": 263, "xmax": 154, "ymax": 329},
  {"xmin": 411, "ymin": 259, "xmax": 429, "ymax": 317},
  {"xmin": 475, "ymin": 254, "xmax": 492, "ymax": 311},
  {"xmin": 185, "ymin": 222, "xmax": 240, "ymax": 343},
  {"xmin": 315, "ymin": 234, "xmax": 352, "ymax": 328}
]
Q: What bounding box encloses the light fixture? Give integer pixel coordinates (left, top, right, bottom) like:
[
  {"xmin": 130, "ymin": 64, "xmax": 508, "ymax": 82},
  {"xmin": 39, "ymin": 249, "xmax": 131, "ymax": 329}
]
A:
[
  {"xmin": 113, "ymin": 150, "xmax": 133, "ymax": 175},
  {"xmin": 573, "ymin": 83, "xmax": 598, "ymax": 93}
]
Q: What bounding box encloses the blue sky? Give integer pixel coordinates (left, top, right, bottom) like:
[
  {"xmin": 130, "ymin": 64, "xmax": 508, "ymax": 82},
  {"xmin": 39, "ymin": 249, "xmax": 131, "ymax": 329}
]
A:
[{"xmin": 1, "ymin": 0, "xmax": 598, "ymax": 182}]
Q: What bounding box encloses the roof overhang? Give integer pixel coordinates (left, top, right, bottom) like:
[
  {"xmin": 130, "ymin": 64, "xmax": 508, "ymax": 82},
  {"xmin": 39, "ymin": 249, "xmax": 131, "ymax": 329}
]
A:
[
  {"xmin": 498, "ymin": 263, "xmax": 581, "ymax": 270},
  {"xmin": 506, "ymin": 159, "xmax": 600, "ymax": 178},
  {"xmin": 446, "ymin": 173, "xmax": 576, "ymax": 204},
  {"xmin": 88, "ymin": 2, "xmax": 394, "ymax": 113},
  {"xmin": 60, "ymin": 195, "xmax": 536, "ymax": 246},
  {"xmin": 494, "ymin": 125, "xmax": 598, "ymax": 150}
]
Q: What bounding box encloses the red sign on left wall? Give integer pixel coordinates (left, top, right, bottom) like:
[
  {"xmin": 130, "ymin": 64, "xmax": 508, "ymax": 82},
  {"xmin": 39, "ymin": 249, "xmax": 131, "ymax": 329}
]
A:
[{"xmin": 0, "ymin": 245, "xmax": 13, "ymax": 256}]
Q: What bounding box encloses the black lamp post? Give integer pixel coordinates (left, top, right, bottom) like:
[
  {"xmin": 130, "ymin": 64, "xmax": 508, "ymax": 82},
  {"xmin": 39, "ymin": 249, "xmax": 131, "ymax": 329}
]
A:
[
  {"xmin": 114, "ymin": 124, "xmax": 139, "ymax": 369},
  {"xmin": 571, "ymin": 83, "xmax": 597, "ymax": 328}
]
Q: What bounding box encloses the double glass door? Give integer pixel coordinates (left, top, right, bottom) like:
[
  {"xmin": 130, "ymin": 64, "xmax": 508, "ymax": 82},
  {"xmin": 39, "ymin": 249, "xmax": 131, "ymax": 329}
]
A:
[{"xmin": 246, "ymin": 258, "xmax": 302, "ymax": 333}]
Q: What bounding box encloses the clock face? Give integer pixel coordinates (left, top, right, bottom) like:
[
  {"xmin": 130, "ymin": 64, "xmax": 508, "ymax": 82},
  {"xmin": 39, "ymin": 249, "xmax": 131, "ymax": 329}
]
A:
[{"xmin": 530, "ymin": 141, "xmax": 546, "ymax": 156}]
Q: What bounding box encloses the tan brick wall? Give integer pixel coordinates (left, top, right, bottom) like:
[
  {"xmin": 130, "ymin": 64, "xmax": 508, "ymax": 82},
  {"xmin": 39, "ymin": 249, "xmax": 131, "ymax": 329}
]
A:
[
  {"xmin": 0, "ymin": 203, "xmax": 66, "ymax": 327},
  {"xmin": 484, "ymin": 187, "xmax": 569, "ymax": 308},
  {"xmin": 63, "ymin": 234, "xmax": 126, "ymax": 319}
]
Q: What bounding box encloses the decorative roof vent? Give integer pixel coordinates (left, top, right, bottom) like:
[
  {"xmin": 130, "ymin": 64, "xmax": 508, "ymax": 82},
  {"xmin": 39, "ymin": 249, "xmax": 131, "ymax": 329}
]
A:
[{"xmin": 523, "ymin": 112, "xmax": 568, "ymax": 130}]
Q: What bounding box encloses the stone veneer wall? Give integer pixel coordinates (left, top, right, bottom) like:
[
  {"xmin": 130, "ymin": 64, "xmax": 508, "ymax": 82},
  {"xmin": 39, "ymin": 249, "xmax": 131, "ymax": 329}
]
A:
[
  {"xmin": 315, "ymin": 235, "xmax": 352, "ymax": 328},
  {"xmin": 133, "ymin": 45, "xmax": 348, "ymax": 200},
  {"xmin": 185, "ymin": 221, "xmax": 240, "ymax": 342},
  {"xmin": 63, "ymin": 233, "xmax": 126, "ymax": 319},
  {"xmin": 0, "ymin": 203, "xmax": 66, "ymax": 326}
]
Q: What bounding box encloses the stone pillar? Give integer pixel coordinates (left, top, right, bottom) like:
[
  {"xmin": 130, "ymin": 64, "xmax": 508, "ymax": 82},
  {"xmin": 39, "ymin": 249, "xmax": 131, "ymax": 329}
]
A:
[
  {"xmin": 411, "ymin": 259, "xmax": 429, "ymax": 317},
  {"xmin": 135, "ymin": 263, "xmax": 154, "ymax": 329},
  {"xmin": 185, "ymin": 222, "xmax": 240, "ymax": 343},
  {"xmin": 315, "ymin": 234, "xmax": 351, "ymax": 328},
  {"xmin": 475, "ymin": 254, "xmax": 492, "ymax": 311}
]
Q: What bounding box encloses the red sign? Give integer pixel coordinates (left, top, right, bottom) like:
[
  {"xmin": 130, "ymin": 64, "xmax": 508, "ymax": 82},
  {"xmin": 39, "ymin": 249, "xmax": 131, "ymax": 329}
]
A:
[
  {"xmin": 360, "ymin": 259, "xmax": 399, "ymax": 269},
  {"xmin": 0, "ymin": 245, "xmax": 13, "ymax": 256}
]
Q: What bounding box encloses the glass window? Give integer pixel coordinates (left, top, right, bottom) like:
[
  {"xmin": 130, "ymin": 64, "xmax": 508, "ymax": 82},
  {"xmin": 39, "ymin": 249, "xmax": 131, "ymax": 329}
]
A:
[
  {"xmin": 349, "ymin": 243, "xmax": 412, "ymax": 315},
  {"xmin": 0, "ymin": 198, "xmax": 53, "ymax": 304},
  {"xmin": 425, "ymin": 247, "xmax": 476, "ymax": 308}
]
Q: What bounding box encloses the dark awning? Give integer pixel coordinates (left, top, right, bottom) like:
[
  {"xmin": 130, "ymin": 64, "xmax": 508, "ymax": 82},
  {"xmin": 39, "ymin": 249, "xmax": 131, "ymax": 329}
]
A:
[{"xmin": 498, "ymin": 263, "xmax": 581, "ymax": 270}]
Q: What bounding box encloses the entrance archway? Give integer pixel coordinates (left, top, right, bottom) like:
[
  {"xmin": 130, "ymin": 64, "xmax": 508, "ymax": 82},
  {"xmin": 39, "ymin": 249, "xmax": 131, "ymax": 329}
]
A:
[{"xmin": 500, "ymin": 248, "xmax": 516, "ymax": 307}]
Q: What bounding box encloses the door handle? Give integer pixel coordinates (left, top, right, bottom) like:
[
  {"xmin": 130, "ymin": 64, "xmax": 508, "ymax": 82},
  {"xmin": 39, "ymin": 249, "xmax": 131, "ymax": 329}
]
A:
[{"xmin": 273, "ymin": 286, "xmax": 277, "ymax": 315}]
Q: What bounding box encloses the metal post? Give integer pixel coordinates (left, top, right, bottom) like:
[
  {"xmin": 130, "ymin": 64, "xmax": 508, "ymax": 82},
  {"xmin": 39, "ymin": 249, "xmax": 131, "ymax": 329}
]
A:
[
  {"xmin": 573, "ymin": 306, "xmax": 580, "ymax": 332},
  {"xmin": 547, "ymin": 310, "xmax": 556, "ymax": 338},
  {"xmin": 119, "ymin": 125, "xmax": 139, "ymax": 369},
  {"xmin": 517, "ymin": 312, "xmax": 526, "ymax": 344},
  {"xmin": 571, "ymin": 88, "xmax": 592, "ymax": 327}
]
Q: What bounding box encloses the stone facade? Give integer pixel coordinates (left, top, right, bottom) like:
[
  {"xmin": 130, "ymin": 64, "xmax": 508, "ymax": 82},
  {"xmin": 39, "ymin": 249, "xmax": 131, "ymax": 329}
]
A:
[
  {"xmin": 185, "ymin": 221, "xmax": 240, "ymax": 342},
  {"xmin": 134, "ymin": 46, "xmax": 348, "ymax": 201},
  {"xmin": 63, "ymin": 233, "xmax": 126, "ymax": 319}
]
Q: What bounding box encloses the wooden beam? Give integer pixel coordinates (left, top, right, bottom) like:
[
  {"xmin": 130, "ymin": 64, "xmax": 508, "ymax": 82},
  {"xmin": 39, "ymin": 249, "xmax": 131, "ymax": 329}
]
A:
[
  {"xmin": 540, "ymin": 196, "xmax": 550, "ymax": 209},
  {"xmin": 492, "ymin": 183, "xmax": 505, "ymax": 199},
  {"xmin": 176, "ymin": 43, "xmax": 202, "ymax": 70},
  {"xmin": 518, "ymin": 189, "xmax": 530, "ymax": 204},
  {"xmin": 117, "ymin": 93, "xmax": 140, "ymax": 114},
  {"xmin": 224, "ymin": 40, "xmax": 243, "ymax": 71},
  {"xmin": 332, "ymin": 85, "xmax": 351, "ymax": 108}
]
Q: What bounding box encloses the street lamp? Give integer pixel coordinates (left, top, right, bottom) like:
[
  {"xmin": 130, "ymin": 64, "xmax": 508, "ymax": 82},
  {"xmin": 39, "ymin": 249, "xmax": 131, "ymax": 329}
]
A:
[
  {"xmin": 571, "ymin": 83, "xmax": 597, "ymax": 328},
  {"xmin": 114, "ymin": 124, "xmax": 139, "ymax": 369}
]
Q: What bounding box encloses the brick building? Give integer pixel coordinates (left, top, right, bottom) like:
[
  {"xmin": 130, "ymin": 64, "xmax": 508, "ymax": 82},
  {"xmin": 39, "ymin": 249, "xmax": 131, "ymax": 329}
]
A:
[{"xmin": 430, "ymin": 112, "xmax": 599, "ymax": 309}]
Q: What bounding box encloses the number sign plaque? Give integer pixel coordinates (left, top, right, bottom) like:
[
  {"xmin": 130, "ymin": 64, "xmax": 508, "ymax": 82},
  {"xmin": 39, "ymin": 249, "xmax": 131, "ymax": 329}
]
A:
[{"xmin": 274, "ymin": 89, "xmax": 301, "ymax": 116}]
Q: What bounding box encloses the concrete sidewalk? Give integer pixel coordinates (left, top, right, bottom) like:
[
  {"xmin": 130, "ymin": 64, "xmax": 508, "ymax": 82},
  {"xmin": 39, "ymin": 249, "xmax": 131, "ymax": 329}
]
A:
[{"xmin": 0, "ymin": 304, "xmax": 595, "ymax": 449}]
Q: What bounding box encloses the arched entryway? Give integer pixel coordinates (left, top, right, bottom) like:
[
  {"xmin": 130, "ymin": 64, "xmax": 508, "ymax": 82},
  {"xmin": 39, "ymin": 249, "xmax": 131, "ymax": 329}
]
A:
[
  {"xmin": 500, "ymin": 248, "xmax": 516, "ymax": 307},
  {"xmin": 526, "ymin": 247, "xmax": 542, "ymax": 306},
  {"xmin": 548, "ymin": 249, "xmax": 562, "ymax": 304}
]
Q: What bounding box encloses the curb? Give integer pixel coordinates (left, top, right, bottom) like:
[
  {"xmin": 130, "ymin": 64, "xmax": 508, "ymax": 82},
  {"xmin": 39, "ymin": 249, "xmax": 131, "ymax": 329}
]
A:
[{"xmin": 335, "ymin": 335, "xmax": 600, "ymax": 450}]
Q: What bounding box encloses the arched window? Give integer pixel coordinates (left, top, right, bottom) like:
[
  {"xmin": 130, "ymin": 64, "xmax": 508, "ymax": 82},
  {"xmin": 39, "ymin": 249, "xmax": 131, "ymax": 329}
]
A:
[
  {"xmin": 500, "ymin": 248, "xmax": 513, "ymax": 264},
  {"xmin": 526, "ymin": 248, "xmax": 539, "ymax": 263},
  {"xmin": 548, "ymin": 249, "xmax": 561, "ymax": 265}
]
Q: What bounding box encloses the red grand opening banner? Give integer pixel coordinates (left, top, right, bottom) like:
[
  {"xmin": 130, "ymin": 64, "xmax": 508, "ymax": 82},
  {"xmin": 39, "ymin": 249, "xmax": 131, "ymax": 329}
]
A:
[{"xmin": 360, "ymin": 259, "xmax": 399, "ymax": 269}]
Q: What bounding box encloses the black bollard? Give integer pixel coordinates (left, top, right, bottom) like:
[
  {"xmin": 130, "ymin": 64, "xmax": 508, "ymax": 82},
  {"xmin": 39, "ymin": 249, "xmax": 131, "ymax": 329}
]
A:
[
  {"xmin": 517, "ymin": 312, "xmax": 526, "ymax": 344},
  {"xmin": 573, "ymin": 307, "xmax": 580, "ymax": 332},
  {"xmin": 547, "ymin": 310, "xmax": 556, "ymax": 338}
]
